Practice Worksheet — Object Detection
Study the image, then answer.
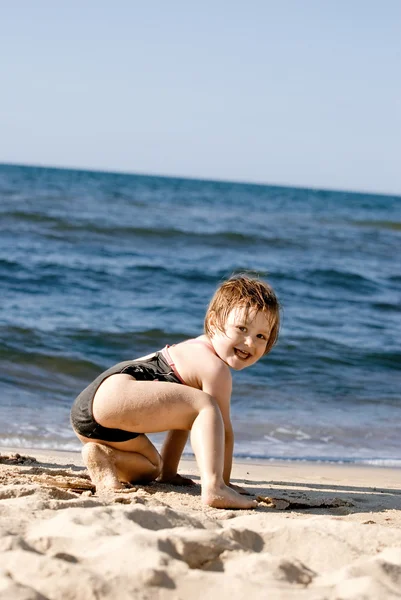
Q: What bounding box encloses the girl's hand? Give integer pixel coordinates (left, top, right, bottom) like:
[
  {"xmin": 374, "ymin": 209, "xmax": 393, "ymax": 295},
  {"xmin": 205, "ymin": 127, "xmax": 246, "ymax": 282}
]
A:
[
  {"xmin": 157, "ymin": 473, "xmax": 197, "ymax": 486},
  {"xmin": 229, "ymin": 483, "xmax": 253, "ymax": 495}
]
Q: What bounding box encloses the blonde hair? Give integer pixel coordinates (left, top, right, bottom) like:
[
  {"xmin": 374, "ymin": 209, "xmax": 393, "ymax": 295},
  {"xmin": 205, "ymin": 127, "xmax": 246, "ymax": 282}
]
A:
[{"xmin": 204, "ymin": 274, "xmax": 281, "ymax": 355}]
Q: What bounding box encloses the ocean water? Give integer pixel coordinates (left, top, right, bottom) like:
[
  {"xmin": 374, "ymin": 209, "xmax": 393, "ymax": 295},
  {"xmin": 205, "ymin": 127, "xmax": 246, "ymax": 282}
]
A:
[{"xmin": 1, "ymin": 163, "xmax": 400, "ymax": 466}]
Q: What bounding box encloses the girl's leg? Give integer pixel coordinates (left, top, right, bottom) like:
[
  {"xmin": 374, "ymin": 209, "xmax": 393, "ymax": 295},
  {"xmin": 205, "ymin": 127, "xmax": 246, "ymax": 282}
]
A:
[
  {"xmin": 80, "ymin": 374, "xmax": 256, "ymax": 508},
  {"xmin": 77, "ymin": 433, "xmax": 162, "ymax": 491}
]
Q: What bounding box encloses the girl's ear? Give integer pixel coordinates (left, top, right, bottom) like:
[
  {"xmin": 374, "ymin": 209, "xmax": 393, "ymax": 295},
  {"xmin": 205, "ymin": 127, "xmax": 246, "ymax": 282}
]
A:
[{"xmin": 207, "ymin": 311, "xmax": 216, "ymax": 334}]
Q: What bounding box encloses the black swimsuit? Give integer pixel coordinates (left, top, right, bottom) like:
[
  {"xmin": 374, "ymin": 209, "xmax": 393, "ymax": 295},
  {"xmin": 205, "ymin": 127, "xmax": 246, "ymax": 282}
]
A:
[{"xmin": 70, "ymin": 349, "xmax": 183, "ymax": 442}]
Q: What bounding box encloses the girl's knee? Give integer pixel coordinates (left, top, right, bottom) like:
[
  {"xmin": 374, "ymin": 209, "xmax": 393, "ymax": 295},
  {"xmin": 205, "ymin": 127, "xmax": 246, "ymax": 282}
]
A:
[
  {"xmin": 151, "ymin": 460, "xmax": 162, "ymax": 480},
  {"xmin": 137, "ymin": 451, "xmax": 162, "ymax": 482},
  {"xmin": 81, "ymin": 441, "xmax": 103, "ymax": 460},
  {"xmin": 194, "ymin": 391, "xmax": 219, "ymax": 412},
  {"xmin": 140, "ymin": 442, "xmax": 162, "ymax": 478},
  {"xmin": 151, "ymin": 450, "xmax": 162, "ymax": 475}
]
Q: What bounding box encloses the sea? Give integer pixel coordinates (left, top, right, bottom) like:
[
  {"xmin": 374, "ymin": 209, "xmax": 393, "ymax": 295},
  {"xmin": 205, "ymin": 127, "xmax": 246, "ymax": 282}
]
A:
[{"xmin": 1, "ymin": 163, "xmax": 400, "ymax": 466}]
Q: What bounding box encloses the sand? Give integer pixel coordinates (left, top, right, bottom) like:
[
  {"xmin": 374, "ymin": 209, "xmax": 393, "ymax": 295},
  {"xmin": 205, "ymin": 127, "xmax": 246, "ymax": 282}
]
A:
[{"xmin": 0, "ymin": 448, "xmax": 400, "ymax": 599}]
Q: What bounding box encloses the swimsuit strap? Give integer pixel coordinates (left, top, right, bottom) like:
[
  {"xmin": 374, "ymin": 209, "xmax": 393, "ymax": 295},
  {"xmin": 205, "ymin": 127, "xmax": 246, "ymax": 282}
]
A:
[
  {"xmin": 161, "ymin": 346, "xmax": 187, "ymax": 385},
  {"xmin": 161, "ymin": 339, "xmax": 217, "ymax": 385}
]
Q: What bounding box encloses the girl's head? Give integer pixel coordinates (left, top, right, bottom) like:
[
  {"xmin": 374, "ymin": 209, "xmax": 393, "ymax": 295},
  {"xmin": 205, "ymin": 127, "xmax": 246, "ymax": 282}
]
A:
[{"xmin": 204, "ymin": 274, "xmax": 280, "ymax": 355}]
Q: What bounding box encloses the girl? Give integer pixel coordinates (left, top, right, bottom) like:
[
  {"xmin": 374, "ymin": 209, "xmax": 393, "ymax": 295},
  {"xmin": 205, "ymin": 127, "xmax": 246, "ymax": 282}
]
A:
[{"xmin": 71, "ymin": 275, "xmax": 280, "ymax": 509}]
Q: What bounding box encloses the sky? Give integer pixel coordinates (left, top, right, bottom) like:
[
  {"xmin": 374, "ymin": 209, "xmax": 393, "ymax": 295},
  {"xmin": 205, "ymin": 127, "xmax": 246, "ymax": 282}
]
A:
[{"xmin": 1, "ymin": 1, "xmax": 400, "ymax": 195}]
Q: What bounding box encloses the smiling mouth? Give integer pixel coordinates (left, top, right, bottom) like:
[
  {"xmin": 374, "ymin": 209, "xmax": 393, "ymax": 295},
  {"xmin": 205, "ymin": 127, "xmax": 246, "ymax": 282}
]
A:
[{"xmin": 234, "ymin": 348, "xmax": 251, "ymax": 360}]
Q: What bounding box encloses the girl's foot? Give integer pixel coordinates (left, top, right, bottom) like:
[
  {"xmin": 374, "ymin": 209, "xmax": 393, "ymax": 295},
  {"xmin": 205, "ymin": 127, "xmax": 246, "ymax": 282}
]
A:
[
  {"xmin": 202, "ymin": 483, "xmax": 258, "ymax": 509},
  {"xmin": 82, "ymin": 442, "xmax": 124, "ymax": 492}
]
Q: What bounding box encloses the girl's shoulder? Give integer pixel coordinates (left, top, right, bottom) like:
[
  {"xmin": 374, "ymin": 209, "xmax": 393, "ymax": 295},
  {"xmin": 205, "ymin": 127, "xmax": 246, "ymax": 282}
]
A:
[
  {"xmin": 179, "ymin": 335, "xmax": 216, "ymax": 354},
  {"xmin": 170, "ymin": 336, "xmax": 230, "ymax": 389}
]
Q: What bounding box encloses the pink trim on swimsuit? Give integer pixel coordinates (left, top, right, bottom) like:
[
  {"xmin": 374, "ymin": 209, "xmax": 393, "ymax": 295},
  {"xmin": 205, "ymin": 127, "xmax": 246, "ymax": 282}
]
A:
[
  {"xmin": 161, "ymin": 339, "xmax": 217, "ymax": 386},
  {"xmin": 161, "ymin": 346, "xmax": 188, "ymax": 385}
]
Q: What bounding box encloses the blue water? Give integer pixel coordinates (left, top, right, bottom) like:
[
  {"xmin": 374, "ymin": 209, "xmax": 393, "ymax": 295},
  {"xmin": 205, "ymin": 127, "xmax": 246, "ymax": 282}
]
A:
[{"xmin": 1, "ymin": 163, "xmax": 400, "ymax": 465}]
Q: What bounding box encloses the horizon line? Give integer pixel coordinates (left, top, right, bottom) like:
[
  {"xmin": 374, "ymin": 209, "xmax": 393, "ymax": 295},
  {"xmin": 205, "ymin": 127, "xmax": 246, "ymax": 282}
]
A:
[{"xmin": 1, "ymin": 160, "xmax": 400, "ymax": 199}]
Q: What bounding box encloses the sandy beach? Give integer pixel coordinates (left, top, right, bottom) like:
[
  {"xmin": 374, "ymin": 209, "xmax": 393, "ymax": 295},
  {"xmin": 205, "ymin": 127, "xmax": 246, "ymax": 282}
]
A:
[{"xmin": 1, "ymin": 448, "xmax": 400, "ymax": 600}]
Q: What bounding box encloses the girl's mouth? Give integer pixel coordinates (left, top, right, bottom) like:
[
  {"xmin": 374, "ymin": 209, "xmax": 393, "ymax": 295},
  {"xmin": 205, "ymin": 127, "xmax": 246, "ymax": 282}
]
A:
[{"xmin": 234, "ymin": 348, "xmax": 251, "ymax": 360}]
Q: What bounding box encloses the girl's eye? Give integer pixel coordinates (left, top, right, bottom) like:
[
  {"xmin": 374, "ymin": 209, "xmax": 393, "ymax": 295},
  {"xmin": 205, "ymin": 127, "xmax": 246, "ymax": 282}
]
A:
[
  {"xmin": 257, "ymin": 334, "xmax": 266, "ymax": 340},
  {"xmin": 238, "ymin": 326, "xmax": 247, "ymax": 332}
]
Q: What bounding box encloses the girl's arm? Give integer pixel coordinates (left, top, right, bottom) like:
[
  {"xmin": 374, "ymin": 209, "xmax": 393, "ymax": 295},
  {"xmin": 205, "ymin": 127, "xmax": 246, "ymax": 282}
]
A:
[
  {"xmin": 200, "ymin": 362, "xmax": 234, "ymax": 485},
  {"xmin": 157, "ymin": 430, "xmax": 195, "ymax": 485},
  {"xmin": 222, "ymin": 423, "xmax": 234, "ymax": 484}
]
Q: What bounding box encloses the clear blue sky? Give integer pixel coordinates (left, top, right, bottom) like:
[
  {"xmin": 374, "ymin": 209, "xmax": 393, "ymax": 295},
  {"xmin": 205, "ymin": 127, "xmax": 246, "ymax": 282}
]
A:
[{"xmin": 1, "ymin": 1, "xmax": 400, "ymax": 195}]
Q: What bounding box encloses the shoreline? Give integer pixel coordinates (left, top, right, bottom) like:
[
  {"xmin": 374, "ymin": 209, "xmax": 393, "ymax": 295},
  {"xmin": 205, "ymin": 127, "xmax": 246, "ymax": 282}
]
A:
[
  {"xmin": 1, "ymin": 444, "xmax": 400, "ymax": 473},
  {"xmin": 1, "ymin": 446, "xmax": 401, "ymax": 598}
]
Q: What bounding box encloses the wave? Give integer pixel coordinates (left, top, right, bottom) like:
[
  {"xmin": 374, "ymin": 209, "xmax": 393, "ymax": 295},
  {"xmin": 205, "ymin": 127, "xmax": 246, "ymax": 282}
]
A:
[
  {"xmin": 0, "ymin": 435, "xmax": 81, "ymax": 453},
  {"xmin": 304, "ymin": 268, "xmax": 380, "ymax": 294},
  {"xmin": 261, "ymin": 335, "xmax": 401, "ymax": 377},
  {"xmin": 232, "ymin": 454, "xmax": 401, "ymax": 467},
  {"xmin": 0, "ymin": 258, "xmax": 21, "ymax": 272},
  {"xmin": 58, "ymin": 225, "xmax": 296, "ymax": 250},
  {"xmin": 0, "ymin": 257, "xmax": 280, "ymax": 293},
  {"xmin": 371, "ymin": 301, "xmax": 401, "ymax": 313},
  {"xmin": 353, "ymin": 220, "xmax": 401, "ymax": 231},
  {"xmin": 0, "ymin": 326, "xmax": 192, "ymax": 379},
  {"xmin": 1, "ymin": 210, "xmax": 301, "ymax": 248},
  {"xmin": 361, "ymin": 350, "xmax": 401, "ymax": 371},
  {"xmin": 2, "ymin": 211, "xmax": 63, "ymax": 225},
  {"xmin": 67, "ymin": 327, "xmax": 190, "ymax": 347},
  {"xmin": 271, "ymin": 268, "xmax": 393, "ymax": 297},
  {"xmin": 0, "ymin": 348, "xmax": 100, "ymax": 381}
]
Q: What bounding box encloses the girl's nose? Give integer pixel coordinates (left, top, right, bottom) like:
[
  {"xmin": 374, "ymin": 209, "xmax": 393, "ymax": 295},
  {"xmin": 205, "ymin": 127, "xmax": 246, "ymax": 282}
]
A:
[{"xmin": 245, "ymin": 336, "xmax": 255, "ymax": 348}]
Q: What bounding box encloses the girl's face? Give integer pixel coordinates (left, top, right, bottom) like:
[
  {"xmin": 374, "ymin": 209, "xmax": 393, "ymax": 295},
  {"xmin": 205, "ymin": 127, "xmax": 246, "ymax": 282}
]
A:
[{"xmin": 209, "ymin": 306, "xmax": 271, "ymax": 370}]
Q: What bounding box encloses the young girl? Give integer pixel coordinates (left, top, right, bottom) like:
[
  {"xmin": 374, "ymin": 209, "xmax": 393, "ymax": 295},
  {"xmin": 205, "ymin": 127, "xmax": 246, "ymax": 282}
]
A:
[{"xmin": 71, "ymin": 275, "xmax": 280, "ymax": 509}]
